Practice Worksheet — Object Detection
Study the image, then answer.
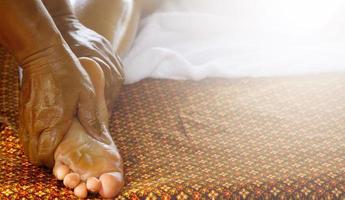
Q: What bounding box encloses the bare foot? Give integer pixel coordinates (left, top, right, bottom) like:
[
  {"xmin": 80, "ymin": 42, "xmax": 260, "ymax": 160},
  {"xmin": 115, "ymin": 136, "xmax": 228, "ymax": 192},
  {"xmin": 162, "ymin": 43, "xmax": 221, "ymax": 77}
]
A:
[{"xmin": 53, "ymin": 58, "xmax": 124, "ymax": 198}]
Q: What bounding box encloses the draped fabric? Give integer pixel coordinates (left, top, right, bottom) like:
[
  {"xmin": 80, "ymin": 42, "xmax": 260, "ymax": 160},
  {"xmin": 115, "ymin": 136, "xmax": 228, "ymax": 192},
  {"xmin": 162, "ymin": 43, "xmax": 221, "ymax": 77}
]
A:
[{"xmin": 123, "ymin": 0, "xmax": 345, "ymax": 84}]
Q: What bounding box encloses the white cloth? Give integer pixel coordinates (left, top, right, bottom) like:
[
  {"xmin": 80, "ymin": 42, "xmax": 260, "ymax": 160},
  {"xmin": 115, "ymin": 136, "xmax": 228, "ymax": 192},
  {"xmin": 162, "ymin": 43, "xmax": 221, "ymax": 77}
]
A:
[{"xmin": 123, "ymin": 0, "xmax": 345, "ymax": 84}]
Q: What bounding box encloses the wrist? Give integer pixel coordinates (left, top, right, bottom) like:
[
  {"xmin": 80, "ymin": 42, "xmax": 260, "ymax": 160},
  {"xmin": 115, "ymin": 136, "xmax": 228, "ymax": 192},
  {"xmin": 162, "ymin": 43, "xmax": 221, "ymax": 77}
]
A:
[
  {"xmin": 52, "ymin": 14, "xmax": 80, "ymax": 32},
  {"xmin": 11, "ymin": 26, "xmax": 67, "ymax": 64},
  {"xmin": 20, "ymin": 42, "xmax": 76, "ymax": 75},
  {"xmin": 42, "ymin": 0, "xmax": 80, "ymax": 33}
]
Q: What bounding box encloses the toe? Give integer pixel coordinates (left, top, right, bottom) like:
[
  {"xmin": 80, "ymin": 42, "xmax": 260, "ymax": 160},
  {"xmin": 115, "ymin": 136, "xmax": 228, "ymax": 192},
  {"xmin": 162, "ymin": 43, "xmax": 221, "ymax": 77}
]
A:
[
  {"xmin": 63, "ymin": 172, "xmax": 81, "ymax": 189},
  {"xmin": 74, "ymin": 182, "xmax": 88, "ymax": 199},
  {"xmin": 86, "ymin": 177, "xmax": 101, "ymax": 193},
  {"xmin": 53, "ymin": 164, "xmax": 70, "ymax": 180},
  {"xmin": 99, "ymin": 172, "xmax": 124, "ymax": 198}
]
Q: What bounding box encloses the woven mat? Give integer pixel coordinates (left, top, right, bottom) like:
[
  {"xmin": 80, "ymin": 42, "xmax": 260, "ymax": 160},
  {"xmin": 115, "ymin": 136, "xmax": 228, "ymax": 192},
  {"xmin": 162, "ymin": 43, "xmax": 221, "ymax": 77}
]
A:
[{"xmin": 1, "ymin": 46, "xmax": 345, "ymax": 199}]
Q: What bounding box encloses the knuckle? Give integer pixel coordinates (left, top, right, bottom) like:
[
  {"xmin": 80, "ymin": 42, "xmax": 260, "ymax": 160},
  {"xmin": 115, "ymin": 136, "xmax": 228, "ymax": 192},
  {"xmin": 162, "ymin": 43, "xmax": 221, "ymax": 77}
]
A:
[{"xmin": 86, "ymin": 87, "xmax": 97, "ymax": 98}]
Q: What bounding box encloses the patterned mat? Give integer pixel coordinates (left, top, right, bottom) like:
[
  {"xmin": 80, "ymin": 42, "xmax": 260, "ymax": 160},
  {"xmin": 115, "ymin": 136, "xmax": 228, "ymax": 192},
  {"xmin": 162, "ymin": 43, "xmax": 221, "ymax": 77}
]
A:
[{"xmin": 1, "ymin": 46, "xmax": 345, "ymax": 199}]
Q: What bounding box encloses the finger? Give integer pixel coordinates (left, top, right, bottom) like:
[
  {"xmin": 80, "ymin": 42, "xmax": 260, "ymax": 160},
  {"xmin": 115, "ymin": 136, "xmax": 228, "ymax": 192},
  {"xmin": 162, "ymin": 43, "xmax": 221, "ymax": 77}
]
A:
[
  {"xmin": 107, "ymin": 53, "xmax": 125, "ymax": 101},
  {"xmin": 21, "ymin": 106, "xmax": 42, "ymax": 166},
  {"xmin": 78, "ymin": 57, "xmax": 105, "ymax": 100},
  {"xmin": 91, "ymin": 57, "xmax": 116, "ymax": 111},
  {"xmin": 91, "ymin": 41, "xmax": 124, "ymax": 80},
  {"xmin": 92, "ymin": 56, "xmax": 123, "ymax": 111},
  {"xmin": 110, "ymin": 52, "xmax": 125, "ymax": 78},
  {"xmin": 99, "ymin": 36, "xmax": 115, "ymax": 53},
  {"xmin": 20, "ymin": 80, "xmax": 41, "ymax": 165},
  {"xmin": 20, "ymin": 75, "xmax": 73, "ymax": 167},
  {"xmin": 97, "ymin": 46, "xmax": 125, "ymax": 79},
  {"xmin": 101, "ymin": 51, "xmax": 125, "ymax": 101},
  {"xmin": 78, "ymin": 83, "xmax": 109, "ymax": 144},
  {"xmin": 79, "ymin": 57, "xmax": 108, "ymax": 123},
  {"xmin": 37, "ymin": 120, "xmax": 72, "ymax": 168}
]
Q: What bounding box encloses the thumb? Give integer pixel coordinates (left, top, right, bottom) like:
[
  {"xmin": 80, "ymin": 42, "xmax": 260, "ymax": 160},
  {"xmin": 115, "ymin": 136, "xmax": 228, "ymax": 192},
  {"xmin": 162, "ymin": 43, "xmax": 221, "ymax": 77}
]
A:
[
  {"xmin": 37, "ymin": 120, "xmax": 71, "ymax": 168},
  {"xmin": 78, "ymin": 88, "xmax": 110, "ymax": 144}
]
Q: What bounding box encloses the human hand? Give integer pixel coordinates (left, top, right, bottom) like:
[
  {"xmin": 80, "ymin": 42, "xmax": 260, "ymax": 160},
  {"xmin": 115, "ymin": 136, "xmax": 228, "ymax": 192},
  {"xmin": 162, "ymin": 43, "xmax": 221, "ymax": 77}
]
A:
[
  {"xmin": 58, "ymin": 19, "xmax": 124, "ymax": 111},
  {"xmin": 19, "ymin": 44, "xmax": 108, "ymax": 167}
]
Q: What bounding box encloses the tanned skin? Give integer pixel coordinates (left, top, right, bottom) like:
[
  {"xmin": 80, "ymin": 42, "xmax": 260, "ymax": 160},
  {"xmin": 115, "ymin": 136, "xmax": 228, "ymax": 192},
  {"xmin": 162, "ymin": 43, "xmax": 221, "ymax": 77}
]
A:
[
  {"xmin": 0, "ymin": 0, "xmax": 106, "ymax": 168},
  {"xmin": 0, "ymin": 0, "xmax": 123, "ymax": 198},
  {"xmin": 0, "ymin": 0, "xmax": 160, "ymax": 198},
  {"xmin": 42, "ymin": 0, "xmax": 125, "ymax": 112}
]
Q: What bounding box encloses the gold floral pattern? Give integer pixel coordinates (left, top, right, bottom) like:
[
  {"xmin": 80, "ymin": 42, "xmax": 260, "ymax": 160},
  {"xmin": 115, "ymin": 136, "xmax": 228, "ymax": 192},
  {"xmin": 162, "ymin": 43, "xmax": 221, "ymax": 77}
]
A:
[{"xmin": 1, "ymin": 46, "xmax": 345, "ymax": 199}]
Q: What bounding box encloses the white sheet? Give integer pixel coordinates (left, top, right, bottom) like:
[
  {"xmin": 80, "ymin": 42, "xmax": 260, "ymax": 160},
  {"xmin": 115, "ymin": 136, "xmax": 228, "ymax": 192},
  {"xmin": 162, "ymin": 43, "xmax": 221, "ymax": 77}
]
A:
[{"xmin": 123, "ymin": 0, "xmax": 345, "ymax": 84}]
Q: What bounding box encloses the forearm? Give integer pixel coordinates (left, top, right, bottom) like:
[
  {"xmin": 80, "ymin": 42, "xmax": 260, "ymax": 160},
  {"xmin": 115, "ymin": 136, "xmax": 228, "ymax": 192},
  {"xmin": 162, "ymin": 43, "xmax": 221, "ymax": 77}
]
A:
[{"xmin": 0, "ymin": 0, "xmax": 64, "ymax": 64}]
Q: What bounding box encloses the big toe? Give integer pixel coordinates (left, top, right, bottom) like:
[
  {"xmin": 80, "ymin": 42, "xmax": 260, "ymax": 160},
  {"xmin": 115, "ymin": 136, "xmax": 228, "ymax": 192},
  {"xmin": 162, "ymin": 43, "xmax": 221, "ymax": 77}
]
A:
[{"xmin": 99, "ymin": 172, "xmax": 124, "ymax": 198}]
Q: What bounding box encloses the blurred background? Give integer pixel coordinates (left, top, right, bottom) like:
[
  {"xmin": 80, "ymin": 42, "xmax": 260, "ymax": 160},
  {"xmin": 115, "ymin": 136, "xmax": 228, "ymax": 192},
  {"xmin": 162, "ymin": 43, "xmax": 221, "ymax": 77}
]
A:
[{"xmin": 72, "ymin": 0, "xmax": 345, "ymax": 83}]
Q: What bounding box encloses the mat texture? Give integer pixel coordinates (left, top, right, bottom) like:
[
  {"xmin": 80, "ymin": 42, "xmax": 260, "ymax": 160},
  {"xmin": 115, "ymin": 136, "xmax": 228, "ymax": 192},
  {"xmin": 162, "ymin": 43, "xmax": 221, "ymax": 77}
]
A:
[{"xmin": 1, "ymin": 46, "xmax": 345, "ymax": 199}]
